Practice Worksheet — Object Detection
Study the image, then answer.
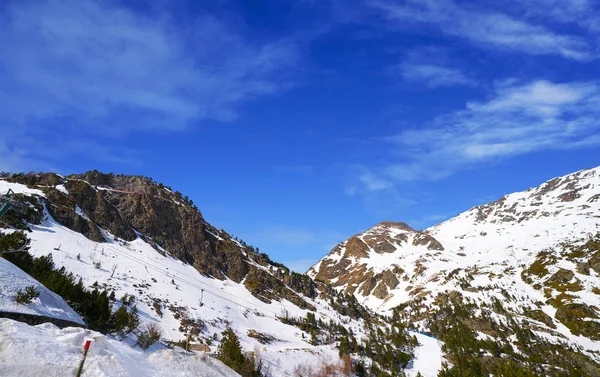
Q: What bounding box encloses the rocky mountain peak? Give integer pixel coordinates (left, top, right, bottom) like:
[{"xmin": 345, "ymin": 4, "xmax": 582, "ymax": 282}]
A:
[
  {"xmin": 372, "ymin": 221, "xmax": 416, "ymax": 232},
  {"xmin": 307, "ymin": 166, "xmax": 600, "ymax": 375},
  {"xmin": 310, "ymin": 164, "xmax": 600, "ymax": 310}
]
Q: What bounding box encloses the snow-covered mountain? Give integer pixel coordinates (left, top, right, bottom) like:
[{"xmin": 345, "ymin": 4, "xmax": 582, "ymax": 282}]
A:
[
  {"xmin": 310, "ymin": 166, "xmax": 600, "ymax": 375},
  {"xmin": 0, "ymin": 172, "xmax": 431, "ymax": 377}
]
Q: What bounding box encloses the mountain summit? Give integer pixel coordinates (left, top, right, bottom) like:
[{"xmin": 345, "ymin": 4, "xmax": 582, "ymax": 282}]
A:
[
  {"xmin": 310, "ymin": 166, "xmax": 600, "ymax": 311},
  {"xmin": 310, "ymin": 166, "xmax": 600, "ymax": 373}
]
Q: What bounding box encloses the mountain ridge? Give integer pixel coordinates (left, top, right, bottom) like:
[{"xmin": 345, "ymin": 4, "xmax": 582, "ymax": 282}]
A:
[
  {"xmin": 0, "ymin": 171, "xmax": 426, "ymax": 376},
  {"xmin": 310, "ymin": 165, "xmax": 600, "ymax": 375}
]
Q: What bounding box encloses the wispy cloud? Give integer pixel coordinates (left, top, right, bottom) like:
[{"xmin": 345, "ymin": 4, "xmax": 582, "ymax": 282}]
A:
[
  {"xmin": 345, "ymin": 165, "xmax": 418, "ymax": 216},
  {"xmin": 359, "ymin": 171, "xmax": 394, "ymax": 191},
  {"xmin": 0, "ymin": 0, "xmax": 300, "ymax": 168},
  {"xmin": 506, "ymin": 0, "xmax": 597, "ymax": 27},
  {"xmin": 368, "ymin": 0, "xmax": 592, "ymax": 60},
  {"xmin": 395, "ymin": 64, "xmax": 475, "ymax": 88},
  {"xmin": 377, "ymin": 80, "xmax": 600, "ymax": 182},
  {"xmin": 390, "ymin": 46, "xmax": 476, "ymax": 88}
]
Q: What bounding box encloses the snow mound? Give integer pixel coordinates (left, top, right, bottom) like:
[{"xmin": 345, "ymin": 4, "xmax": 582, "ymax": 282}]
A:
[
  {"xmin": 0, "ymin": 318, "xmax": 240, "ymax": 377},
  {"xmin": 0, "ymin": 258, "xmax": 84, "ymax": 325},
  {"xmin": 405, "ymin": 332, "xmax": 443, "ymax": 377}
]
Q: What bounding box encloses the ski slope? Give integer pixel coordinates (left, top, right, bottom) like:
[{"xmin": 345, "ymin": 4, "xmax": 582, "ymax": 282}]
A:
[
  {"xmin": 0, "ymin": 318, "xmax": 240, "ymax": 377},
  {"xmin": 0, "ymin": 179, "xmax": 366, "ymax": 376}
]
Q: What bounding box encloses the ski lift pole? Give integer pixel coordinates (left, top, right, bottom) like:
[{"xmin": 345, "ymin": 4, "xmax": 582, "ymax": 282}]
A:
[{"xmin": 75, "ymin": 340, "xmax": 92, "ymax": 377}]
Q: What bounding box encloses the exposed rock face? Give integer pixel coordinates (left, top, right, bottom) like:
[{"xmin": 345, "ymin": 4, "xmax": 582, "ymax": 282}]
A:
[
  {"xmin": 309, "ymin": 221, "xmax": 445, "ymax": 301},
  {"xmin": 6, "ymin": 172, "xmax": 267, "ymax": 284},
  {"xmin": 309, "ymin": 166, "xmax": 600, "ymax": 321},
  {"xmin": 64, "ymin": 179, "xmax": 136, "ymax": 241},
  {"xmin": 243, "ymin": 267, "xmax": 315, "ymax": 310}
]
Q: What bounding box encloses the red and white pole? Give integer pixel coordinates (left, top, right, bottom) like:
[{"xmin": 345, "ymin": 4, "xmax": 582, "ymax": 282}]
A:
[{"xmin": 75, "ymin": 340, "xmax": 92, "ymax": 377}]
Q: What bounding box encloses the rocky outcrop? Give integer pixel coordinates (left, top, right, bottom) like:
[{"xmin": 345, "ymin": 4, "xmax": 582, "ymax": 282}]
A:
[
  {"xmin": 243, "ymin": 267, "xmax": 315, "ymax": 310},
  {"xmin": 5, "ymin": 172, "xmax": 265, "ymax": 283},
  {"xmin": 64, "ymin": 179, "xmax": 136, "ymax": 241},
  {"xmin": 412, "ymin": 233, "xmax": 444, "ymax": 251},
  {"xmin": 310, "ymin": 221, "xmax": 444, "ymax": 301},
  {"xmin": 43, "ymin": 187, "xmax": 105, "ymax": 242}
]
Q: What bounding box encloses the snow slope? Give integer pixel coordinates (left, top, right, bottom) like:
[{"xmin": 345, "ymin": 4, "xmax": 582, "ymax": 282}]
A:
[
  {"xmin": 0, "ymin": 318, "xmax": 240, "ymax": 377},
  {"xmin": 0, "ymin": 257, "xmax": 84, "ymax": 325},
  {"xmin": 314, "ymin": 166, "xmax": 600, "ymax": 311},
  {"xmin": 310, "ymin": 166, "xmax": 600, "ymax": 364},
  {"xmin": 0, "ymin": 178, "xmax": 366, "ymax": 376},
  {"xmin": 405, "ymin": 332, "xmax": 442, "ymax": 377},
  {"xmin": 0, "ymin": 179, "xmax": 45, "ymax": 196}
]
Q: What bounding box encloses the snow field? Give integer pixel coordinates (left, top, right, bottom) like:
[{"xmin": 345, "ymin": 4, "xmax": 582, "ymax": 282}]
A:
[
  {"xmin": 0, "ymin": 318, "xmax": 240, "ymax": 377},
  {"xmin": 0, "ymin": 179, "xmax": 371, "ymax": 376},
  {"xmin": 0, "ymin": 257, "xmax": 84, "ymax": 324}
]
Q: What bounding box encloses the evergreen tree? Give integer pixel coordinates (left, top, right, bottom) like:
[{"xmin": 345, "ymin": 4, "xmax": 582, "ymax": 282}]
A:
[{"xmin": 218, "ymin": 328, "xmax": 246, "ymax": 372}]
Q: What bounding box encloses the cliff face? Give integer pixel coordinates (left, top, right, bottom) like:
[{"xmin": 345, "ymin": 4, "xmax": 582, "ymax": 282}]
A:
[{"xmin": 7, "ymin": 171, "xmax": 256, "ymax": 283}]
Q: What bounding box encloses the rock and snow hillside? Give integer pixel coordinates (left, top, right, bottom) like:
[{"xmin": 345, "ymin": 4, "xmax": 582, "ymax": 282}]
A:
[
  {"xmin": 310, "ymin": 166, "xmax": 600, "ymax": 375},
  {"xmin": 0, "ymin": 172, "xmax": 425, "ymax": 377}
]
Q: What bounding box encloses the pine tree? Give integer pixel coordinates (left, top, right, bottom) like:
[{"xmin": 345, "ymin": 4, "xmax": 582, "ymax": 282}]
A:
[{"xmin": 218, "ymin": 328, "xmax": 246, "ymax": 372}]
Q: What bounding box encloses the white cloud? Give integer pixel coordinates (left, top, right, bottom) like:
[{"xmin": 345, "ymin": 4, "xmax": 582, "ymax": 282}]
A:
[
  {"xmin": 0, "ymin": 0, "xmax": 300, "ymax": 169},
  {"xmin": 377, "ymin": 79, "xmax": 600, "ymax": 182},
  {"xmin": 359, "ymin": 171, "xmax": 393, "ymax": 191},
  {"xmin": 504, "ymin": 0, "xmax": 596, "ymax": 26},
  {"xmin": 468, "ymin": 80, "xmax": 593, "ymax": 116},
  {"xmin": 368, "ymin": 0, "xmax": 592, "ymax": 60},
  {"xmin": 396, "ymin": 64, "xmax": 475, "ymax": 88},
  {"xmin": 391, "ymin": 46, "xmax": 476, "ymax": 88},
  {"xmin": 0, "ymin": 0, "xmax": 299, "ymax": 131}
]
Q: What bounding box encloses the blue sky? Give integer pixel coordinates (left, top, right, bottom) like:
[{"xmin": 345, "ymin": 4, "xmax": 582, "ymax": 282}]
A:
[{"xmin": 1, "ymin": 0, "xmax": 600, "ymax": 272}]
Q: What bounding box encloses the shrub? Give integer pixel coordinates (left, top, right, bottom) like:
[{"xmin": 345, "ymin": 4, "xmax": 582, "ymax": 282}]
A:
[
  {"xmin": 137, "ymin": 323, "xmax": 162, "ymax": 350},
  {"xmin": 15, "ymin": 285, "xmax": 39, "ymax": 304},
  {"xmin": 121, "ymin": 293, "xmax": 135, "ymax": 306}
]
